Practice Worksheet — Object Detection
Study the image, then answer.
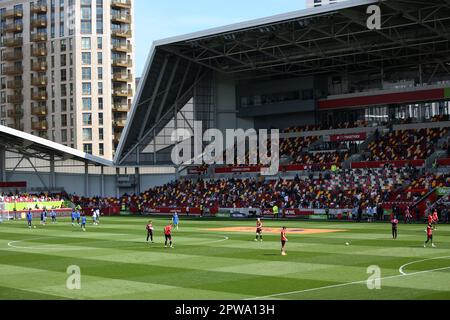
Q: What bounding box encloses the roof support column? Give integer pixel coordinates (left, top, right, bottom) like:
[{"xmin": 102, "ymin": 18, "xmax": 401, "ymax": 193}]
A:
[
  {"xmin": 50, "ymin": 154, "xmax": 55, "ymax": 190},
  {"xmin": 0, "ymin": 146, "xmax": 6, "ymax": 183},
  {"xmin": 116, "ymin": 167, "xmax": 120, "ymax": 198},
  {"xmin": 135, "ymin": 167, "xmax": 140, "ymax": 195},
  {"xmin": 100, "ymin": 166, "xmax": 105, "ymax": 198},
  {"xmin": 84, "ymin": 161, "xmax": 89, "ymax": 197}
]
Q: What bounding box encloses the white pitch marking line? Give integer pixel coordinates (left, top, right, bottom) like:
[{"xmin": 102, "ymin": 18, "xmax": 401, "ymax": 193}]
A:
[
  {"xmin": 399, "ymin": 256, "xmax": 450, "ymax": 275},
  {"xmin": 188, "ymin": 236, "xmax": 230, "ymax": 246},
  {"xmin": 246, "ymin": 265, "xmax": 450, "ymax": 300}
]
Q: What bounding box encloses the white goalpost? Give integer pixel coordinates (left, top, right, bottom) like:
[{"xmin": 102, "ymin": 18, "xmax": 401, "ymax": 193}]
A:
[{"xmin": 0, "ymin": 202, "xmax": 11, "ymax": 222}]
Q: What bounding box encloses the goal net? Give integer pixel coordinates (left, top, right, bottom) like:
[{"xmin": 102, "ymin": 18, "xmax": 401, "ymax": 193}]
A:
[{"xmin": 0, "ymin": 203, "xmax": 11, "ymax": 223}]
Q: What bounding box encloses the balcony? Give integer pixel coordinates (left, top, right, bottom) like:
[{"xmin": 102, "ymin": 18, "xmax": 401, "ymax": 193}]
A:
[
  {"xmin": 111, "ymin": 29, "xmax": 132, "ymax": 38},
  {"xmin": 4, "ymin": 65, "xmax": 23, "ymax": 75},
  {"xmin": 7, "ymin": 94, "xmax": 23, "ymax": 104},
  {"xmin": 2, "ymin": 38, "xmax": 23, "ymax": 48},
  {"xmin": 113, "ymin": 134, "xmax": 121, "ymax": 144},
  {"xmin": 4, "ymin": 23, "xmax": 23, "ymax": 33},
  {"xmin": 112, "ymin": 42, "xmax": 132, "ymax": 52},
  {"xmin": 31, "ymin": 91, "xmax": 48, "ymax": 101},
  {"xmin": 31, "ymin": 77, "xmax": 48, "ymax": 87},
  {"xmin": 30, "ymin": 18, "xmax": 48, "ymax": 28},
  {"xmin": 31, "ymin": 3, "xmax": 48, "ymax": 14},
  {"xmin": 31, "ymin": 120, "xmax": 48, "ymax": 131},
  {"xmin": 6, "ymin": 80, "xmax": 23, "ymax": 89},
  {"xmin": 31, "ymin": 46, "xmax": 47, "ymax": 57},
  {"xmin": 2, "ymin": 9, "xmax": 23, "ymax": 19},
  {"xmin": 31, "ymin": 106, "xmax": 48, "ymax": 117},
  {"xmin": 112, "ymin": 72, "xmax": 133, "ymax": 82},
  {"xmin": 111, "ymin": 0, "xmax": 131, "ymax": 9},
  {"xmin": 113, "ymin": 103, "xmax": 131, "ymax": 113},
  {"xmin": 31, "ymin": 33, "xmax": 47, "ymax": 42},
  {"xmin": 31, "ymin": 61, "xmax": 48, "ymax": 72},
  {"xmin": 111, "ymin": 13, "xmax": 132, "ymax": 24},
  {"xmin": 11, "ymin": 123, "xmax": 24, "ymax": 131},
  {"xmin": 3, "ymin": 51, "xmax": 23, "ymax": 61},
  {"xmin": 112, "ymin": 88, "xmax": 133, "ymax": 97},
  {"xmin": 113, "ymin": 119, "xmax": 127, "ymax": 128},
  {"xmin": 112, "ymin": 58, "xmax": 133, "ymax": 68},
  {"xmin": 7, "ymin": 108, "xmax": 24, "ymax": 119}
]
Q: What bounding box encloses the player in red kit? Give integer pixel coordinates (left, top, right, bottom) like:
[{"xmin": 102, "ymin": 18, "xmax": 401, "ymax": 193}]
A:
[
  {"xmin": 281, "ymin": 227, "xmax": 288, "ymax": 256},
  {"xmin": 424, "ymin": 223, "xmax": 436, "ymax": 248},
  {"xmin": 391, "ymin": 216, "xmax": 399, "ymax": 239},
  {"xmin": 164, "ymin": 223, "xmax": 173, "ymax": 248},
  {"xmin": 432, "ymin": 210, "xmax": 439, "ymax": 230},
  {"xmin": 146, "ymin": 220, "xmax": 154, "ymax": 243},
  {"xmin": 428, "ymin": 213, "xmax": 433, "ymax": 225},
  {"xmin": 255, "ymin": 218, "xmax": 263, "ymax": 242}
]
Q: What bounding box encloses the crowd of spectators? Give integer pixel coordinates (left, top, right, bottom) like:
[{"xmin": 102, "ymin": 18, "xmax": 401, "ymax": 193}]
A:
[{"xmin": 0, "ymin": 192, "xmax": 65, "ymax": 203}]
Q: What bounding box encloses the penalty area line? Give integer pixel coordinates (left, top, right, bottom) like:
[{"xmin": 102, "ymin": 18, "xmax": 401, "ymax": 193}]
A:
[{"xmin": 246, "ymin": 265, "xmax": 450, "ymax": 300}]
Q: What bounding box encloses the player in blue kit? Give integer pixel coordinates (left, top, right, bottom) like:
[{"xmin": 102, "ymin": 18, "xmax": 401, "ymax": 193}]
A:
[
  {"xmin": 81, "ymin": 214, "xmax": 87, "ymax": 231},
  {"xmin": 71, "ymin": 209, "xmax": 76, "ymax": 226},
  {"xmin": 76, "ymin": 210, "xmax": 81, "ymax": 225},
  {"xmin": 26, "ymin": 210, "xmax": 33, "ymax": 229},
  {"xmin": 172, "ymin": 213, "xmax": 179, "ymax": 231}
]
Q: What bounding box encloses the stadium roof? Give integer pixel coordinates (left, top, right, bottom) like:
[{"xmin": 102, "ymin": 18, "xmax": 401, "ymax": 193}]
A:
[
  {"xmin": 0, "ymin": 125, "xmax": 113, "ymax": 167},
  {"xmin": 115, "ymin": 0, "xmax": 450, "ymax": 165}
]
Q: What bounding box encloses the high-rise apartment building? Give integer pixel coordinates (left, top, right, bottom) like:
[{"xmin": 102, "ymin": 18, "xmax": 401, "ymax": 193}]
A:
[
  {"xmin": 306, "ymin": 0, "xmax": 347, "ymax": 8},
  {"xmin": 0, "ymin": 0, "xmax": 135, "ymax": 160}
]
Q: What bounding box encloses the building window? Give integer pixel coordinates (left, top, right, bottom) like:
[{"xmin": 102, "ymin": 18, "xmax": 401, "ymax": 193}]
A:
[
  {"xmin": 60, "ymin": 54, "xmax": 67, "ymax": 67},
  {"xmin": 60, "ymin": 39, "xmax": 67, "ymax": 52},
  {"xmin": 83, "ymin": 143, "xmax": 92, "ymax": 154},
  {"xmin": 81, "ymin": 21, "xmax": 92, "ymax": 34},
  {"xmin": 98, "ymin": 97, "xmax": 103, "ymax": 110},
  {"xmin": 82, "ymin": 67, "xmax": 91, "ymax": 80},
  {"xmin": 82, "ymin": 98, "xmax": 91, "ymax": 110},
  {"xmin": 81, "ymin": 37, "xmax": 91, "ymax": 50},
  {"xmin": 99, "ymin": 143, "xmax": 104, "ymax": 156},
  {"xmin": 82, "ymin": 113, "xmax": 92, "ymax": 125},
  {"xmin": 61, "ymin": 99, "xmax": 67, "ymax": 112},
  {"xmin": 98, "ymin": 67, "xmax": 103, "ymax": 80},
  {"xmin": 61, "ymin": 114, "xmax": 67, "ymax": 127},
  {"xmin": 99, "ymin": 127, "xmax": 104, "ymax": 140},
  {"xmin": 61, "ymin": 84, "xmax": 67, "ymax": 97},
  {"xmin": 82, "ymin": 52, "xmax": 91, "ymax": 64},
  {"xmin": 83, "ymin": 128, "xmax": 92, "ymax": 141},
  {"xmin": 61, "ymin": 69, "xmax": 67, "ymax": 81},
  {"xmin": 98, "ymin": 112, "xmax": 103, "ymax": 125},
  {"xmin": 98, "ymin": 82, "xmax": 103, "ymax": 95},
  {"xmin": 61, "ymin": 129, "xmax": 67, "ymax": 142},
  {"xmin": 97, "ymin": 37, "xmax": 102, "ymax": 49},
  {"xmin": 82, "ymin": 83, "xmax": 91, "ymax": 95},
  {"xmin": 97, "ymin": 52, "xmax": 102, "ymax": 64}
]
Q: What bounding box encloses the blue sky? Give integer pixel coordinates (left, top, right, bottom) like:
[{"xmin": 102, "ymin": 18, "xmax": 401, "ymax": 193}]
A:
[{"xmin": 134, "ymin": 0, "xmax": 306, "ymax": 77}]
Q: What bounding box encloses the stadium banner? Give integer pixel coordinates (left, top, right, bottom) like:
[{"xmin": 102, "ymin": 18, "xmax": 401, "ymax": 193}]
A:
[
  {"xmin": 0, "ymin": 181, "xmax": 27, "ymax": 188},
  {"xmin": 215, "ymin": 164, "xmax": 339, "ymax": 174},
  {"xmin": 324, "ymin": 132, "xmax": 367, "ymax": 142},
  {"xmin": 318, "ymin": 87, "xmax": 445, "ymax": 110},
  {"xmin": 11, "ymin": 208, "xmax": 72, "ymax": 219},
  {"xmin": 437, "ymin": 158, "xmax": 450, "ymax": 166},
  {"xmin": 5, "ymin": 201, "xmax": 64, "ymax": 211},
  {"xmin": 436, "ymin": 187, "xmax": 450, "ymax": 196},
  {"xmin": 145, "ymin": 207, "xmax": 202, "ymax": 216},
  {"xmin": 187, "ymin": 166, "xmax": 208, "ymax": 174},
  {"xmin": 351, "ymin": 160, "xmax": 425, "ymax": 169}
]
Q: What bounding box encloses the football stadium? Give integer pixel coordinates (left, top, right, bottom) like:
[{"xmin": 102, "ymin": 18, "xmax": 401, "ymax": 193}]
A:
[{"xmin": 1, "ymin": 0, "xmax": 450, "ymax": 302}]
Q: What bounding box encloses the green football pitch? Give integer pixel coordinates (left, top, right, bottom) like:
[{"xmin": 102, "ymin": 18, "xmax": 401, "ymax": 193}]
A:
[{"xmin": 0, "ymin": 216, "xmax": 449, "ymax": 300}]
